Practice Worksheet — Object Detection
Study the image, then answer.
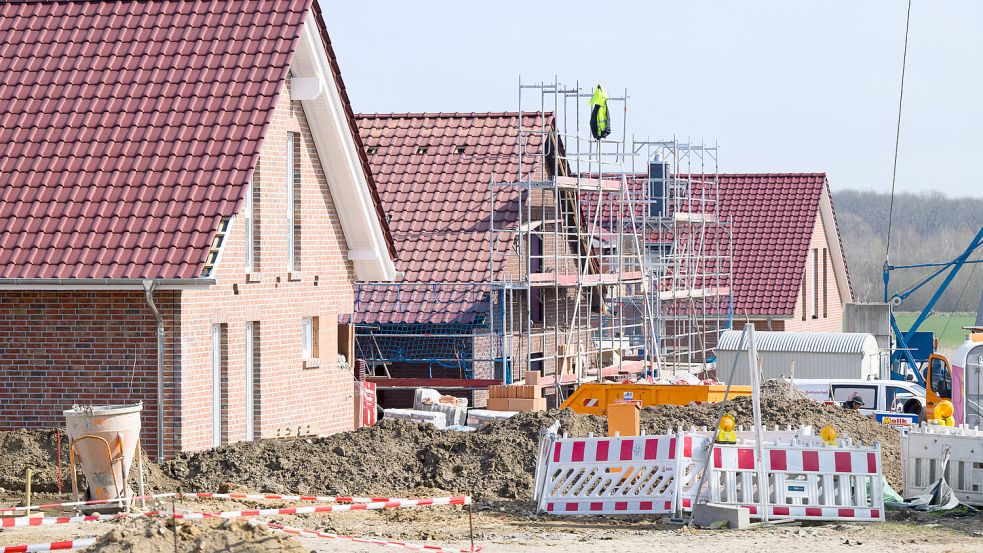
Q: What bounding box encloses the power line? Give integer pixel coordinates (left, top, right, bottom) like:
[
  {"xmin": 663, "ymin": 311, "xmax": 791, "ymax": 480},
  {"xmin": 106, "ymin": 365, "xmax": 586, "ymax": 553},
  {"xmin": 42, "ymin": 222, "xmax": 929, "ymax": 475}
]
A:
[{"xmin": 885, "ymin": 0, "xmax": 913, "ymax": 265}]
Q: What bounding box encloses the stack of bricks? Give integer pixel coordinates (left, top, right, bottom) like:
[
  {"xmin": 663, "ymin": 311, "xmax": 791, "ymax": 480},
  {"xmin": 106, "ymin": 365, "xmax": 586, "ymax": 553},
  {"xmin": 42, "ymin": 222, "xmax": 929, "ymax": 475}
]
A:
[{"xmin": 486, "ymin": 371, "xmax": 546, "ymax": 412}]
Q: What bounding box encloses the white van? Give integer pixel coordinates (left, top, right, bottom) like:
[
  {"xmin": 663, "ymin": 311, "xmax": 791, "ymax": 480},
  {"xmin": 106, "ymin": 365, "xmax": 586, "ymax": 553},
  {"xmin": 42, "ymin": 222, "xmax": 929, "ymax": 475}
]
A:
[{"xmin": 792, "ymin": 379, "xmax": 926, "ymax": 422}]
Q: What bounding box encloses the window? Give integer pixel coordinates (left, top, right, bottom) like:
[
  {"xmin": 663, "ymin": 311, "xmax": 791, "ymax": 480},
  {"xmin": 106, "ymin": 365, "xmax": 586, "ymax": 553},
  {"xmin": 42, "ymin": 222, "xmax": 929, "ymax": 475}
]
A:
[
  {"xmin": 812, "ymin": 248, "xmax": 819, "ymax": 319},
  {"xmin": 801, "ymin": 272, "xmax": 807, "ymax": 322},
  {"xmin": 530, "ymin": 289, "xmax": 544, "ymax": 324},
  {"xmin": 211, "ymin": 324, "xmax": 227, "ymax": 447},
  {"xmin": 831, "ymin": 385, "xmax": 877, "ymax": 410},
  {"xmin": 302, "ymin": 316, "xmax": 319, "ymax": 359},
  {"xmin": 530, "ymin": 234, "xmax": 543, "ymax": 274},
  {"xmin": 822, "ymin": 248, "xmax": 828, "ymax": 318},
  {"xmin": 244, "ymin": 175, "xmax": 258, "ymax": 272},
  {"xmin": 286, "ymin": 132, "xmax": 301, "ymax": 272},
  {"xmin": 245, "ymin": 321, "xmax": 260, "ymax": 441}
]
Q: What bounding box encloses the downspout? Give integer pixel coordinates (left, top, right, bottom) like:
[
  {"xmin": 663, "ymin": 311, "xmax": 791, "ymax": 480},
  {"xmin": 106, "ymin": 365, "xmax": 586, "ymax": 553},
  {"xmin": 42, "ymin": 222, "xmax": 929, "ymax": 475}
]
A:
[{"xmin": 143, "ymin": 280, "xmax": 165, "ymax": 462}]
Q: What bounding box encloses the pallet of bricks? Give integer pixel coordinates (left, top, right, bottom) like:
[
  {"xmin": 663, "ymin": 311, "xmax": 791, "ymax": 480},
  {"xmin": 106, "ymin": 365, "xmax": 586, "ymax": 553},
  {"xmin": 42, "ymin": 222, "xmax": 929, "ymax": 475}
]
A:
[{"xmin": 486, "ymin": 371, "xmax": 546, "ymax": 412}]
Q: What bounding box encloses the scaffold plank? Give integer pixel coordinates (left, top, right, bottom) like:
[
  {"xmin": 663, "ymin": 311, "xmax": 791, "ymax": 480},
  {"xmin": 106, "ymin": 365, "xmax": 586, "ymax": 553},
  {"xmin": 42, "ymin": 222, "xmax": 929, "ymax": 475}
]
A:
[
  {"xmin": 366, "ymin": 377, "xmax": 501, "ymax": 390},
  {"xmin": 555, "ymin": 176, "xmax": 622, "ymax": 192},
  {"xmin": 658, "ymin": 287, "xmax": 731, "ymax": 300}
]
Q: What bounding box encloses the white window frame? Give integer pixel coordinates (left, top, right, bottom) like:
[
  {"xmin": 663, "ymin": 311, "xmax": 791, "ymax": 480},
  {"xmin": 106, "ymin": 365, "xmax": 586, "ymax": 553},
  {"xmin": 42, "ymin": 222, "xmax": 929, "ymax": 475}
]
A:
[
  {"xmin": 244, "ymin": 177, "xmax": 255, "ymax": 272},
  {"xmin": 245, "ymin": 322, "xmax": 256, "ymax": 441},
  {"xmin": 286, "ymin": 132, "xmax": 296, "ymax": 272},
  {"xmin": 211, "ymin": 324, "xmax": 222, "ymax": 447},
  {"xmin": 302, "ymin": 317, "xmax": 314, "ymax": 359}
]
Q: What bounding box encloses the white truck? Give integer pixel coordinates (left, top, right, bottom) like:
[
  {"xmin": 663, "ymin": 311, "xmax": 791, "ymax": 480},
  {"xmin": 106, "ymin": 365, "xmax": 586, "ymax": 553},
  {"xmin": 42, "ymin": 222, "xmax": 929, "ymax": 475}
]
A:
[{"xmin": 792, "ymin": 378, "xmax": 926, "ymax": 429}]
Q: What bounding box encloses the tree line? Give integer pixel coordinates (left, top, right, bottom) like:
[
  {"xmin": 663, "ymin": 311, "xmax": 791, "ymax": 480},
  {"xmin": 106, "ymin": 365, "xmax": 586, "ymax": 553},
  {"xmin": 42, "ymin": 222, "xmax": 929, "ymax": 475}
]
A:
[{"xmin": 832, "ymin": 189, "xmax": 983, "ymax": 313}]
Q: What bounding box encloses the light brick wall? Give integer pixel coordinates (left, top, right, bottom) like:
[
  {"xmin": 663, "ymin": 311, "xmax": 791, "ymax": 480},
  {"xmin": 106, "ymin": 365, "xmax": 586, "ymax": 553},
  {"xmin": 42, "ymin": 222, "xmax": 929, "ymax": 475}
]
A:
[
  {"xmin": 0, "ymin": 291, "xmax": 181, "ymax": 456},
  {"xmin": 176, "ymin": 80, "xmax": 359, "ymax": 453},
  {"xmin": 783, "ymin": 210, "xmax": 844, "ymax": 333}
]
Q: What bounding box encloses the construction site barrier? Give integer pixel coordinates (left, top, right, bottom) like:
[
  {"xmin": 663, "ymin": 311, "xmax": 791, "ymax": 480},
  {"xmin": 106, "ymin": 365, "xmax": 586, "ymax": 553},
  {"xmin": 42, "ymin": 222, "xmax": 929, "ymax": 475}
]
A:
[
  {"xmin": 269, "ymin": 523, "xmax": 480, "ymax": 552},
  {"xmin": 902, "ymin": 424, "xmax": 983, "ymax": 506},
  {"xmin": 680, "ymin": 433, "xmax": 884, "ymax": 521},
  {"xmin": 535, "ymin": 427, "xmax": 885, "ymax": 521},
  {"xmin": 0, "ymin": 537, "xmax": 98, "ymax": 553},
  {"xmin": 534, "ymin": 432, "xmax": 681, "ymax": 515},
  {"xmin": 0, "ymin": 496, "xmax": 472, "ymax": 528}
]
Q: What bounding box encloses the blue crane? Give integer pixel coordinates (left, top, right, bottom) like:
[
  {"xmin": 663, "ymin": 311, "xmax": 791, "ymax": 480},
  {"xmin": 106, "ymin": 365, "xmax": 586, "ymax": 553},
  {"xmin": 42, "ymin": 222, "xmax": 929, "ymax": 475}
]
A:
[{"xmin": 883, "ymin": 225, "xmax": 983, "ymax": 385}]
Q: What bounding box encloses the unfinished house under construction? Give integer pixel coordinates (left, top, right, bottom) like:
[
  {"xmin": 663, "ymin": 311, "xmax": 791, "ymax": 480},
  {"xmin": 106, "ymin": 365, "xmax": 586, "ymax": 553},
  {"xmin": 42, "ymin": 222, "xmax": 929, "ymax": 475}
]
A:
[{"xmin": 352, "ymin": 80, "xmax": 732, "ymax": 404}]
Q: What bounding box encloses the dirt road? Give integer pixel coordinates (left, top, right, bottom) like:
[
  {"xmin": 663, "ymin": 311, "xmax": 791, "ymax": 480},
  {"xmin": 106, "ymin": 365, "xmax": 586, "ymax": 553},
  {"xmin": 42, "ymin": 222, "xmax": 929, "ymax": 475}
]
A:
[{"xmin": 0, "ymin": 495, "xmax": 979, "ymax": 553}]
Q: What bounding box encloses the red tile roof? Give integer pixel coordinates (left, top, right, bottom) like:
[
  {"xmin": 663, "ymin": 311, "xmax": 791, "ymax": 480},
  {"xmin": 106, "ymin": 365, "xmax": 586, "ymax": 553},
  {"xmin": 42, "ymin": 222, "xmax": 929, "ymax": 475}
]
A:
[
  {"xmin": 717, "ymin": 173, "xmax": 829, "ymax": 316},
  {"xmin": 584, "ymin": 173, "xmax": 836, "ymax": 316},
  {"xmin": 0, "ymin": 0, "xmax": 394, "ymax": 280},
  {"xmin": 354, "ymin": 112, "xmax": 551, "ymax": 323}
]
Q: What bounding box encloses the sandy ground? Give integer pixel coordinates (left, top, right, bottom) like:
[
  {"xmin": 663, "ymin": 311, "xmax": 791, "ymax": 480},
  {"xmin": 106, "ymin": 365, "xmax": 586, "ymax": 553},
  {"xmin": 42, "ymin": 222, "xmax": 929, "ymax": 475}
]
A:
[{"xmin": 1, "ymin": 494, "xmax": 980, "ymax": 553}]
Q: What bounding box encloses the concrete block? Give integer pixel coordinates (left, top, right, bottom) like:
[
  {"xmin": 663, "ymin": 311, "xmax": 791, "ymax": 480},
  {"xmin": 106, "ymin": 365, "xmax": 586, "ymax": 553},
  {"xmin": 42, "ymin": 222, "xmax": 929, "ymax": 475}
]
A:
[{"xmin": 692, "ymin": 503, "xmax": 751, "ymax": 529}]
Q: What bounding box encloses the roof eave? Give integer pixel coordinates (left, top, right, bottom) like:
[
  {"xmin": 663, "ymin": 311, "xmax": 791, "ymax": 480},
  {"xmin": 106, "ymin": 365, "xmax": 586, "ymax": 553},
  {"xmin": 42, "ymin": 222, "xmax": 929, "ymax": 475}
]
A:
[
  {"xmin": 0, "ymin": 278, "xmax": 217, "ymax": 291},
  {"xmin": 292, "ymin": 6, "xmax": 397, "ymax": 281}
]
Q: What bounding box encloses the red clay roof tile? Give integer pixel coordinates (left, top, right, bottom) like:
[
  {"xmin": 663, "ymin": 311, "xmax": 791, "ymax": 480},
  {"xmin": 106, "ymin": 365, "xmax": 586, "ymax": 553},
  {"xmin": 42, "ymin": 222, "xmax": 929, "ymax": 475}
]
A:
[{"xmin": 0, "ymin": 0, "xmax": 315, "ymax": 280}]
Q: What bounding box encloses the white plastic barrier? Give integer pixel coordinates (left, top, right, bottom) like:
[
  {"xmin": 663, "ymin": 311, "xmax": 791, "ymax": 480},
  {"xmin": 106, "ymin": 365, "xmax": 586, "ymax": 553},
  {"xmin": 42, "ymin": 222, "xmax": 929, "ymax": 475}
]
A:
[
  {"xmin": 903, "ymin": 424, "xmax": 983, "ymax": 506},
  {"xmin": 534, "ymin": 432, "xmax": 681, "ymax": 515},
  {"xmin": 535, "ymin": 426, "xmax": 885, "ymax": 521},
  {"xmin": 681, "ymin": 434, "xmax": 884, "ymax": 521}
]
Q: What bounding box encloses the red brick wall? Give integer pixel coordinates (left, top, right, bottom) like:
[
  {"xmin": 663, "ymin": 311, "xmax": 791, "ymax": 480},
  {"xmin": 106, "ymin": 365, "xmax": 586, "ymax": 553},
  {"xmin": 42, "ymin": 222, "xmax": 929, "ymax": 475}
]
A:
[
  {"xmin": 176, "ymin": 79, "xmax": 359, "ymax": 452},
  {"xmin": 0, "ymin": 291, "xmax": 180, "ymax": 456}
]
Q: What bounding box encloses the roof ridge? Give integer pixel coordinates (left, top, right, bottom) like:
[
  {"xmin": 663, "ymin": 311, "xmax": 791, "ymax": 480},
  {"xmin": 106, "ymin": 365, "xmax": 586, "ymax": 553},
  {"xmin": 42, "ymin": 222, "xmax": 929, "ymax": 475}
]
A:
[{"xmin": 356, "ymin": 111, "xmax": 554, "ymax": 119}]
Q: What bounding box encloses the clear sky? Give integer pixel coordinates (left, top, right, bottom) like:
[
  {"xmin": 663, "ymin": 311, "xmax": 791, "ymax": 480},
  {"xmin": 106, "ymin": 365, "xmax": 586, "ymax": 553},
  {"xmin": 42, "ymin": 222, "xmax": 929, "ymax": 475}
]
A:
[{"xmin": 323, "ymin": 0, "xmax": 982, "ymax": 197}]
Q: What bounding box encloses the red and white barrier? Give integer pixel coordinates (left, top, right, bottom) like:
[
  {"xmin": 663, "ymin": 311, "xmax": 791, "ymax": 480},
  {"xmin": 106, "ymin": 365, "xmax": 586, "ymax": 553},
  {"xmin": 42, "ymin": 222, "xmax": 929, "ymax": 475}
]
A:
[
  {"xmin": 0, "ymin": 537, "xmax": 98, "ymax": 553},
  {"xmin": 680, "ymin": 434, "xmax": 884, "ymax": 521},
  {"xmin": 269, "ymin": 523, "xmax": 480, "ymax": 552},
  {"xmin": 535, "ymin": 428, "xmax": 885, "ymax": 522},
  {"xmin": 534, "ymin": 433, "xmax": 681, "ymax": 515}
]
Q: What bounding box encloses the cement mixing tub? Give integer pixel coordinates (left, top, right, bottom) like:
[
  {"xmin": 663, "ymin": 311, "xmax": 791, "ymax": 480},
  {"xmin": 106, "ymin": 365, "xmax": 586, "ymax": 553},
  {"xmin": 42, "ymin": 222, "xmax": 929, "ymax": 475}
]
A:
[{"xmin": 64, "ymin": 403, "xmax": 144, "ymax": 506}]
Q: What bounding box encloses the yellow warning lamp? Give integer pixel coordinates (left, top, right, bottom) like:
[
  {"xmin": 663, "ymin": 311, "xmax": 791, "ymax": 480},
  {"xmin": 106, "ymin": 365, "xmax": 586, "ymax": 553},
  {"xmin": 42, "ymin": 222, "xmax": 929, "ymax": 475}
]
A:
[
  {"xmin": 935, "ymin": 400, "xmax": 956, "ymax": 427},
  {"xmin": 821, "ymin": 425, "xmax": 837, "ymax": 446},
  {"xmin": 715, "ymin": 414, "xmax": 737, "ymax": 444}
]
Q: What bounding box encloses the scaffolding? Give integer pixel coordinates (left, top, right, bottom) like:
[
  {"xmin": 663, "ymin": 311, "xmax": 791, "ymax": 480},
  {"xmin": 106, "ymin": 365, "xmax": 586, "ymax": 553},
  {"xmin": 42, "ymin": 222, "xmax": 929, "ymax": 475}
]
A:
[
  {"xmin": 353, "ymin": 78, "xmax": 732, "ymax": 392},
  {"xmin": 488, "ymin": 79, "xmax": 656, "ymax": 395},
  {"xmin": 631, "ymin": 140, "xmax": 733, "ymax": 373}
]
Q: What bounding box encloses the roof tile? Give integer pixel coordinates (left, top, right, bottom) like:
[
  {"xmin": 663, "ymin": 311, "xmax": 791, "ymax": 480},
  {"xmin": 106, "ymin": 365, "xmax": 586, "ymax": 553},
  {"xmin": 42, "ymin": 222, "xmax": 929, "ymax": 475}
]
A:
[{"xmin": 0, "ymin": 0, "xmax": 313, "ymax": 279}]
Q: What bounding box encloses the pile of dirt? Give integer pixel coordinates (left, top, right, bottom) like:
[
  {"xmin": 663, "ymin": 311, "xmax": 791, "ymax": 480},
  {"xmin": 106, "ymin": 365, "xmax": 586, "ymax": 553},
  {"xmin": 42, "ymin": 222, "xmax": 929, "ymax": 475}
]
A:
[
  {"xmin": 0, "ymin": 428, "xmax": 176, "ymax": 493},
  {"xmin": 163, "ymin": 386, "xmax": 900, "ymax": 499},
  {"xmin": 84, "ymin": 518, "xmax": 306, "ymax": 553},
  {"xmin": 0, "ymin": 428, "xmax": 71, "ymax": 492},
  {"xmin": 164, "ymin": 414, "xmax": 554, "ymax": 501}
]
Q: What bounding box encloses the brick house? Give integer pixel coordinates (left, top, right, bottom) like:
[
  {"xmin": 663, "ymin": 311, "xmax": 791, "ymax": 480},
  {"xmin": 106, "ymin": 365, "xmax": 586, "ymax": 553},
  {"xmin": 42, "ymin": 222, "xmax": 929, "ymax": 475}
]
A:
[
  {"xmin": 351, "ymin": 112, "xmax": 615, "ymax": 404},
  {"xmin": 0, "ymin": 0, "xmax": 396, "ymax": 459},
  {"xmin": 717, "ymin": 173, "xmax": 852, "ymax": 333}
]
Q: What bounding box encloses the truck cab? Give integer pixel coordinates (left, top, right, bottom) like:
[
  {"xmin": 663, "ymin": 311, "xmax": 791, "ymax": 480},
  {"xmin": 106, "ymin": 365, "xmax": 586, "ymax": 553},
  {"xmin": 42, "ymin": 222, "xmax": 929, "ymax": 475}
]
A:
[
  {"xmin": 793, "ymin": 378, "xmax": 926, "ymax": 424},
  {"xmin": 951, "ymin": 333, "xmax": 983, "ymax": 427}
]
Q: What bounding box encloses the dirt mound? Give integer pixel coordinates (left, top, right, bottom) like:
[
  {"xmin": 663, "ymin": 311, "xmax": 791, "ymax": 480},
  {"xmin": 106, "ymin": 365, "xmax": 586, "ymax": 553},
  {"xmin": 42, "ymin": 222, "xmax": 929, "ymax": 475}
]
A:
[
  {"xmin": 164, "ymin": 413, "xmax": 552, "ymax": 501},
  {"xmin": 760, "ymin": 378, "xmax": 811, "ymax": 400},
  {"xmin": 0, "ymin": 428, "xmax": 177, "ymax": 493},
  {"xmin": 85, "ymin": 518, "xmax": 306, "ymax": 553},
  {"xmin": 163, "ymin": 391, "xmax": 900, "ymax": 499},
  {"xmin": 0, "ymin": 428, "xmax": 71, "ymax": 492}
]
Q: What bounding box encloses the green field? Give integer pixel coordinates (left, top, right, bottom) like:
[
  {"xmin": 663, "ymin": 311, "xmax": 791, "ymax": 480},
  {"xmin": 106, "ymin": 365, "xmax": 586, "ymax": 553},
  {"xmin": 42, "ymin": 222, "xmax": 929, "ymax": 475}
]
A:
[{"xmin": 894, "ymin": 312, "xmax": 977, "ymax": 350}]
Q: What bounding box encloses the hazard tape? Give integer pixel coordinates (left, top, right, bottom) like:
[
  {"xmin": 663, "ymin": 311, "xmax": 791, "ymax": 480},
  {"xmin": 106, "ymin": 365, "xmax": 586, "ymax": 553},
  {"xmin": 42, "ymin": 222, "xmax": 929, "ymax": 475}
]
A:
[
  {"xmin": 0, "ymin": 492, "xmax": 401, "ymax": 514},
  {"xmin": 0, "ymin": 537, "xmax": 98, "ymax": 553},
  {"xmin": 187, "ymin": 492, "xmax": 402, "ymax": 504},
  {"xmin": 175, "ymin": 497, "xmax": 471, "ymax": 521},
  {"xmin": 269, "ymin": 523, "xmax": 481, "ymax": 553},
  {"xmin": 0, "ymin": 494, "xmax": 176, "ymax": 514},
  {"xmin": 0, "ymin": 497, "xmax": 471, "ymax": 528}
]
